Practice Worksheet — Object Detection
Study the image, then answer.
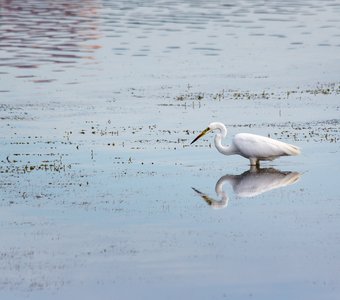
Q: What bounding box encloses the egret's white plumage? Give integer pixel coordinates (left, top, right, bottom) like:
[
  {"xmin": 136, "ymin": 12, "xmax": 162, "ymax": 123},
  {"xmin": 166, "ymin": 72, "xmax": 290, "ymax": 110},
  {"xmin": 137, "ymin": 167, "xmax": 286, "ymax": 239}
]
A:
[{"xmin": 191, "ymin": 122, "xmax": 300, "ymax": 166}]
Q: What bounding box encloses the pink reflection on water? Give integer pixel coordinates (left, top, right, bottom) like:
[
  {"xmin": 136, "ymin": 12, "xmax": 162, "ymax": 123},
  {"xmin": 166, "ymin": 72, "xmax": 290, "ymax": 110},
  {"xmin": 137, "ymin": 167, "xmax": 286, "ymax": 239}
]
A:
[{"xmin": 0, "ymin": 0, "xmax": 102, "ymax": 82}]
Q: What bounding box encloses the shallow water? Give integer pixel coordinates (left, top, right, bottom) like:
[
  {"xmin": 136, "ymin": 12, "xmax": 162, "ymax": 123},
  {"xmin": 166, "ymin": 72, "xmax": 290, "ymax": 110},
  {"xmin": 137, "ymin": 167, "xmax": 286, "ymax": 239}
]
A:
[{"xmin": 1, "ymin": 1, "xmax": 340, "ymax": 299}]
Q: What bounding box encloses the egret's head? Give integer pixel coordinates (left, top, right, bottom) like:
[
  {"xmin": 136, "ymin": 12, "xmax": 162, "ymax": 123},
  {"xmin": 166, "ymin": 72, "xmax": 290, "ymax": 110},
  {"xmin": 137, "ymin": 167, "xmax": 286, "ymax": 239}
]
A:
[
  {"xmin": 190, "ymin": 122, "xmax": 226, "ymax": 145},
  {"xmin": 190, "ymin": 126, "xmax": 211, "ymax": 145}
]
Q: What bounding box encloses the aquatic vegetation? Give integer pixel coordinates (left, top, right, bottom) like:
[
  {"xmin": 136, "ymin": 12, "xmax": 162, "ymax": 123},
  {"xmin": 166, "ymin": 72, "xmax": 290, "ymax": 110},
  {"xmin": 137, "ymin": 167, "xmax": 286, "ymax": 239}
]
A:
[{"xmin": 171, "ymin": 82, "xmax": 340, "ymax": 104}]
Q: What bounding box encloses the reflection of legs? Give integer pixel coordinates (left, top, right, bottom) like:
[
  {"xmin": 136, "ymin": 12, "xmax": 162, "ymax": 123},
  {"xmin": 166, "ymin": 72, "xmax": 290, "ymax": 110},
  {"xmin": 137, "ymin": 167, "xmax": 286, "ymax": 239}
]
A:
[{"xmin": 249, "ymin": 165, "xmax": 260, "ymax": 172}]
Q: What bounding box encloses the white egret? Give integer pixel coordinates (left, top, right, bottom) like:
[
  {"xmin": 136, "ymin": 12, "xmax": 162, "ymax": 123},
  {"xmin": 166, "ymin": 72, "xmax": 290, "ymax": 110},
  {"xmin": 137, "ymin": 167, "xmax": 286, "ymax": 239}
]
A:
[{"xmin": 191, "ymin": 122, "xmax": 300, "ymax": 166}]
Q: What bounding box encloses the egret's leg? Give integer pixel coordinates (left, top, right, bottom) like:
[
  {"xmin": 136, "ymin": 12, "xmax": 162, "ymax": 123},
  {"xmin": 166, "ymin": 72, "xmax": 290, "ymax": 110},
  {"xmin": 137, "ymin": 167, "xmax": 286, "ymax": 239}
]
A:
[{"xmin": 249, "ymin": 158, "xmax": 258, "ymax": 166}]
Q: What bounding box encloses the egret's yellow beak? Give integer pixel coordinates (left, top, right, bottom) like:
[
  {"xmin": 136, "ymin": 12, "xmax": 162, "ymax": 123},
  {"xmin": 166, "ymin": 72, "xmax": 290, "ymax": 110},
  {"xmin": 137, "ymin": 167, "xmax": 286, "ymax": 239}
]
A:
[{"xmin": 190, "ymin": 127, "xmax": 210, "ymax": 145}]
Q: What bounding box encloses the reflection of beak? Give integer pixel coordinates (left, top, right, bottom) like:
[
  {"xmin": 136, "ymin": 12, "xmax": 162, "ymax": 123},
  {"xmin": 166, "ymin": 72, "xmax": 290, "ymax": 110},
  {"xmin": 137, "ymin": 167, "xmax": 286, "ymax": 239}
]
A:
[
  {"xmin": 192, "ymin": 187, "xmax": 213, "ymax": 206},
  {"xmin": 190, "ymin": 127, "xmax": 210, "ymax": 145},
  {"xmin": 192, "ymin": 187, "xmax": 229, "ymax": 209}
]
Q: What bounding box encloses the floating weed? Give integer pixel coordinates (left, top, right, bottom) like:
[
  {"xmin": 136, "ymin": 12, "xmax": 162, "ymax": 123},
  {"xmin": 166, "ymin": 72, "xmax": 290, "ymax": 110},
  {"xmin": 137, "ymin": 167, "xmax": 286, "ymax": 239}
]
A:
[{"xmin": 168, "ymin": 81, "xmax": 340, "ymax": 106}]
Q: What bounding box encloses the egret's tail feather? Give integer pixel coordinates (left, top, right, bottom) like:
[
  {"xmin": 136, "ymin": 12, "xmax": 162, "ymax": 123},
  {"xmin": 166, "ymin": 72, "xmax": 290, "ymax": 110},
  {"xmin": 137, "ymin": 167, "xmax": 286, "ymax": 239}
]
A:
[{"xmin": 285, "ymin": 144, "xmax": 301, "ymax": 156}]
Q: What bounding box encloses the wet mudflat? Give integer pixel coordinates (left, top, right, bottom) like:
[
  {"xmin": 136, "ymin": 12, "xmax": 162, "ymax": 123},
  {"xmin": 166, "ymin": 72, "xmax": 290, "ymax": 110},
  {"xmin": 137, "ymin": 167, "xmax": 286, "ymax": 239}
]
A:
[{"xmin": 1, "ymin": 1, "xmax": 340, "ymax": 299}]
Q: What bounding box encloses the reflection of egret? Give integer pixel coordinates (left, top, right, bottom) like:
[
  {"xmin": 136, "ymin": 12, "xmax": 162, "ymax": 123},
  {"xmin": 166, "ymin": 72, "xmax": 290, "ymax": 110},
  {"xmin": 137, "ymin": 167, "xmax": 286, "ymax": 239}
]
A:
[
  {"xmin": 191, "ymin": 122, "xmax": 300, "ymax": 166},
  {"xmin": 193, "ymin": 167, "xmax": 301, "ymax": 209}
]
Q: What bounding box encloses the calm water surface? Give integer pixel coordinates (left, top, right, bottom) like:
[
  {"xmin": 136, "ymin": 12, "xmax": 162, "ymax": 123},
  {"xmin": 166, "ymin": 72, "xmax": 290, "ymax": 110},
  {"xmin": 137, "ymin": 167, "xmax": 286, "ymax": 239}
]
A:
[{"xmin": 0, "ymin": 1, "xmax": 340, "ymax": 299}]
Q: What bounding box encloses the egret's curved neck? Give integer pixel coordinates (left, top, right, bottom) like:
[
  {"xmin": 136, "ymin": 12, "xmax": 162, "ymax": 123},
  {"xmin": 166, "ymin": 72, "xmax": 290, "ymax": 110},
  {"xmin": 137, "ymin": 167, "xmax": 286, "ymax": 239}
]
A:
[{"xmin": 214, "ymin": 128, "xmax": 237, "ymax": 156}]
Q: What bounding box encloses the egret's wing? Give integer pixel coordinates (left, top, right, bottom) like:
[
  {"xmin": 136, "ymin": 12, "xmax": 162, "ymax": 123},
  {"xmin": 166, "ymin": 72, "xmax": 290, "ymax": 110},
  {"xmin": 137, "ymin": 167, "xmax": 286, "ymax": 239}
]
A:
[{"xmin": 233, "ymin": 133, "xmax": 300, "ymax": 159}]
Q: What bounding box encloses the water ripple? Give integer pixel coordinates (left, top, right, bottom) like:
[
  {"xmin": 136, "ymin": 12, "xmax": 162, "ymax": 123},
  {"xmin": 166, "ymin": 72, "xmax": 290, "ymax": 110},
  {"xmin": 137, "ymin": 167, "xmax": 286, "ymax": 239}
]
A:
[{"xmin": 1, "ymin": 0, "xmax": 340, "ymax": 91}]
